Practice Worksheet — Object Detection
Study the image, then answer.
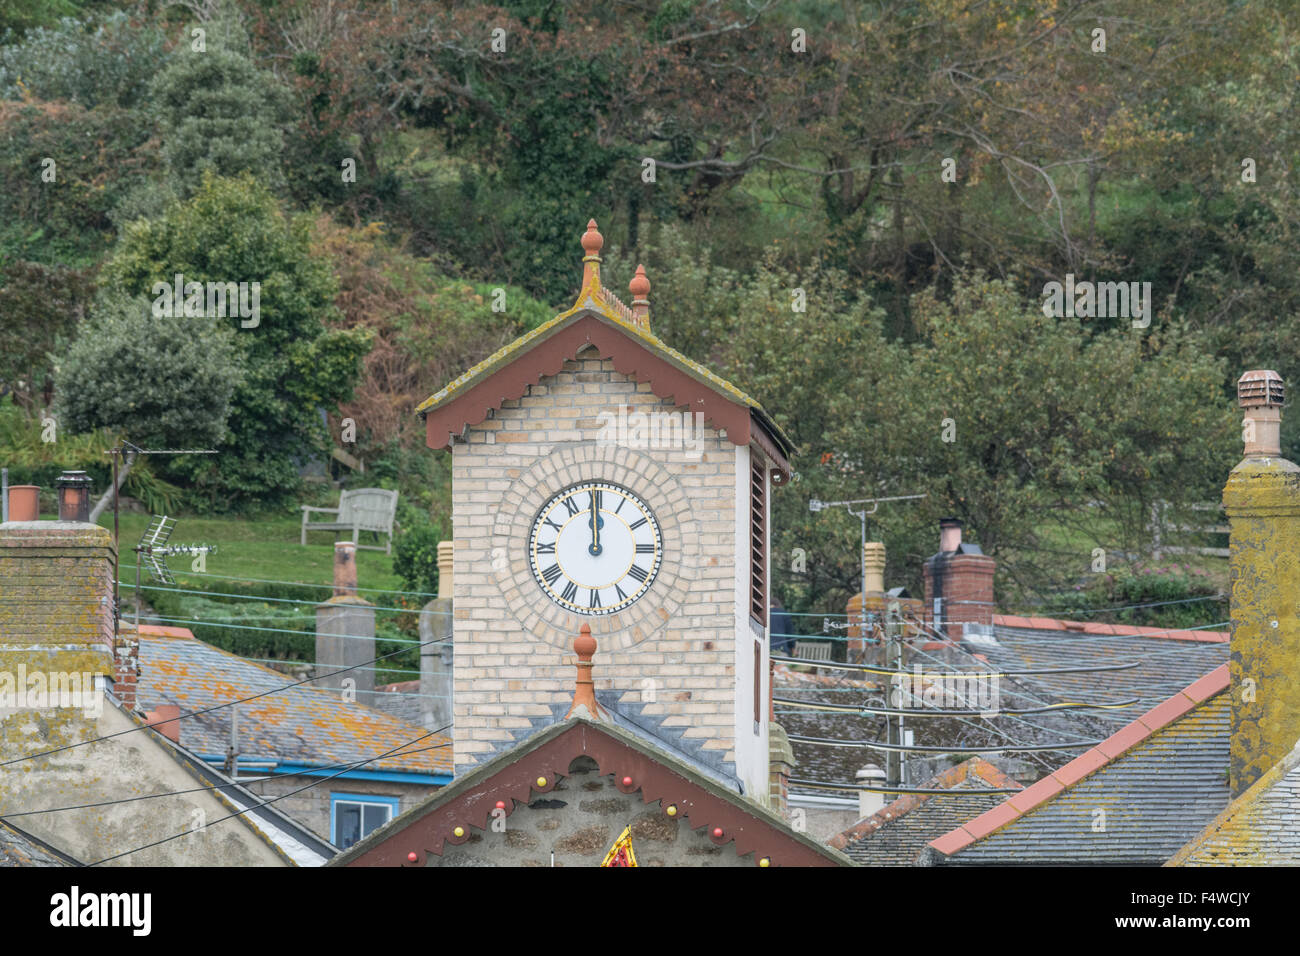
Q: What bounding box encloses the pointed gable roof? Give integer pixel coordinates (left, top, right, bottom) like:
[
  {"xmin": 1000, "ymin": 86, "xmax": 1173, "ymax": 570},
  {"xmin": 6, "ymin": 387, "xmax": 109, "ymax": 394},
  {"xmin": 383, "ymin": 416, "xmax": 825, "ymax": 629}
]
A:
[
  {"xmin": 416, "ymin": 219, "xmax": 794, "ymax": 472},
  {"xmin": 330, "ymin": 715, "xmax": 848, "ymax": 867}
]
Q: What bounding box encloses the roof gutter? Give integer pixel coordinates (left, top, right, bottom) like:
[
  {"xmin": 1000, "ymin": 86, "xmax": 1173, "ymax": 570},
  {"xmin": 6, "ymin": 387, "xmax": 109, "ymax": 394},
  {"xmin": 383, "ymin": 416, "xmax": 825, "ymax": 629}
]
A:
[{"xmin": 195, "ymin": 753, "xmax": 452, "ymax": 787}]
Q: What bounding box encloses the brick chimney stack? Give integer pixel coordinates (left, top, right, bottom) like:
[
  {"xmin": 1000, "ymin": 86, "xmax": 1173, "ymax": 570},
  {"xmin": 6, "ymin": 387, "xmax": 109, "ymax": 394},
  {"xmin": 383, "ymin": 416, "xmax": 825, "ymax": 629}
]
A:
[
  {"xmin": 923, "ymin": 518, "xmax": 995, "ymax": 642},
  {"xmin": 1224, "ymin": 369, "xmax": 1300, "ymax": 796},
  {"xmin": 0, "ymin": 481, "xmax": 115, "ymax": 721}
]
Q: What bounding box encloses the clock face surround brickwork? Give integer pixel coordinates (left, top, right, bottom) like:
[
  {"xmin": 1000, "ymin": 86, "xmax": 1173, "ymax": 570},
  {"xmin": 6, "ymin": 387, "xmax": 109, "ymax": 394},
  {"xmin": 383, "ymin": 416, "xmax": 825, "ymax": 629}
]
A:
[{"xmin": 492, "ymin": 440, "xmax": 701, "ymax": 652}]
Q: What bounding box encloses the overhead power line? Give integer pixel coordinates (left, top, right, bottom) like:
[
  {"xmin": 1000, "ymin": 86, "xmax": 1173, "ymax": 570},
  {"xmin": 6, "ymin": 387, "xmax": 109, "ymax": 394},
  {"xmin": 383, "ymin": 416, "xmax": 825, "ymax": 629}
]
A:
[
  {"xmin": 84, "ymin": 726, "xmax": 451, "ymax": 866},
  {"xmin": 0, "ymin": 635, "xmax": 450, "ymax": 770},
  {"xmin": 788, "ymin": 777, "xmax": 1022, "ymax": 796},
  {"xmin": 786, "ymin": 732, "xmax": 1108, "ymax": 753}
]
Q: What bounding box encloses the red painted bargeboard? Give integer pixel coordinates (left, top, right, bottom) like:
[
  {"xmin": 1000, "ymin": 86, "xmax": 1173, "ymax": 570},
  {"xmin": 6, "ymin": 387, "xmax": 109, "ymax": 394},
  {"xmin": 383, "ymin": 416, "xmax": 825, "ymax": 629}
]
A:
[
  {"xmin": 424, "ymin": 313, "xmax": 759, "ymax": 454},
  {"xmin": 345, "ymin": 722, "xmax": 841, "ymax": 867}
]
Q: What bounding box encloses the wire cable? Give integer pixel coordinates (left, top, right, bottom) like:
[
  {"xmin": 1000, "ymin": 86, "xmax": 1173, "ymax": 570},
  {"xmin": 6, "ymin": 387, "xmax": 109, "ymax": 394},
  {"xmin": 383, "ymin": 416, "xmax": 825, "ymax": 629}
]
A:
[
  {"xmin": 83, "ymin": 725, "xmax": 451, "ymax": 866},
  {"xmin": 0, "ymin": 635, "xmax": 449, "ymax": 769},
  {"xmin": 0, "ymin": 743, "xmax": 450, "ymax": 819}
]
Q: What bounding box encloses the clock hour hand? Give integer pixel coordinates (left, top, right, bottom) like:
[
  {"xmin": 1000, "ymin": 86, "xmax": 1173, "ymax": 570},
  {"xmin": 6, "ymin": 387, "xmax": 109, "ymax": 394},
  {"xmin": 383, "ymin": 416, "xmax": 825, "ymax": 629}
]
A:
[{"xmin": 588, "ymin": 490, "xmax": 602, "ymax": 556}]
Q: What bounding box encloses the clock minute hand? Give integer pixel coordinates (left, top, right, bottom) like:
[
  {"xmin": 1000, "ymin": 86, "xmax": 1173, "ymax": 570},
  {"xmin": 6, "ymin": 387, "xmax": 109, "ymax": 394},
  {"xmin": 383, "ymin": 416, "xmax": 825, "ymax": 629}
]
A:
[{"xmin": 589, "ymin": 491, "xmax": 601, "ymax": 555}]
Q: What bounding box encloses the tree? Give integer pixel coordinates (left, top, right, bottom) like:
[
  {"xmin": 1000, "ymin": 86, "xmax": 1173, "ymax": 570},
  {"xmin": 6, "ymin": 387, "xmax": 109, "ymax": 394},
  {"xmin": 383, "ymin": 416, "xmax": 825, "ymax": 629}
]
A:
[
  {"xmin": 0, "ymin": 260, "xmax": 95, "ymax": 411},
  {"xmin": 149, "ymin": 33, "xmax": 292, "ymax": 196},
  {"xmin": 55, "ymin": 291, "xmax": 241, "ymax": 448},
  {"xmin": 0, "ymin": 12, "xmax": 170, "ymax": 109},
  {"xmin": 101, "ymin": 173, "xmax": 372, "ymax": 509}
]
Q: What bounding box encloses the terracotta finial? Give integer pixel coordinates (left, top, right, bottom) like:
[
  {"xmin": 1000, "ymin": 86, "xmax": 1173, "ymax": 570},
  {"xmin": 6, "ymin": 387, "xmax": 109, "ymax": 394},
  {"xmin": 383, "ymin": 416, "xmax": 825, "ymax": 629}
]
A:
[
  {"xmin": 629, "ymin": 264, "xmax": 650, "ymax": 299},
  {"xmin": 582, "ymin": 219, "xmax": 603, "ymax": 257},
  {"xmin": 565, "ymin": 623, "xmax": 607, "ymax": 721},
  {"xmin": 629, "ymin": 263, "xmax": 651, "ymax": 331},
  {"xmin": 581, "ymin": 219, "xmax": 604, "ymax": 287}
]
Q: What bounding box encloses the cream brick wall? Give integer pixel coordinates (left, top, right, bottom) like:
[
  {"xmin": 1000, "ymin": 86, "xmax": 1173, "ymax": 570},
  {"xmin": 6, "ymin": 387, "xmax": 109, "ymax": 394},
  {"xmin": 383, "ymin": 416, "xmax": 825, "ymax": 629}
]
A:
[{"xmin": 451, "ymin": 344, "xmax": 767, "ymax": 797}]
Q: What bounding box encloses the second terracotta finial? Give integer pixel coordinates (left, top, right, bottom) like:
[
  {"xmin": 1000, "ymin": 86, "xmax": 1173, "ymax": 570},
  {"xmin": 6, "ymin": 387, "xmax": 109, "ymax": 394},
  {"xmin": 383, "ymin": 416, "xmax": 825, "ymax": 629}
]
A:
[
  {"xmin": 581, "ymin": 219, "xmax": 604, "ymax": 255},
  {"xmin": 629, "ymin": 264, "xmax": 650, "ymax": 330}
]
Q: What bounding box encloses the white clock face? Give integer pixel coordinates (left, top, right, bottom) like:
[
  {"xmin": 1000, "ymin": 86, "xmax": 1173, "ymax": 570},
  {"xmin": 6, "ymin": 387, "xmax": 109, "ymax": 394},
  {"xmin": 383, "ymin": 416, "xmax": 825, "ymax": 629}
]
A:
[{"xmin": 528, "ymin": 481, "xmax": 662, "ymax": 615}]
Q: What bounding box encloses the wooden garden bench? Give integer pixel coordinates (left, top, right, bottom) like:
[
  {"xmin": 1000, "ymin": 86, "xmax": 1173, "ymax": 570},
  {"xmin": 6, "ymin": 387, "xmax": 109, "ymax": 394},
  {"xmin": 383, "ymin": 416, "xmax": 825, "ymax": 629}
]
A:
[{"xmin": 301, "ymin": 488, "xmax": 399, "ymax": 555}]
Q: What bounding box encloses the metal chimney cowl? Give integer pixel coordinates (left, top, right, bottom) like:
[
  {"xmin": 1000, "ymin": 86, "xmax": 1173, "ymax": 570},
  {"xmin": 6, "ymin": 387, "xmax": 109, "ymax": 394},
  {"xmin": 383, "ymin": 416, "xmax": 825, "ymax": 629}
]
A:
[{"xmin": 55, "ymin": 470, "xmax": 93, "ymax": 522}]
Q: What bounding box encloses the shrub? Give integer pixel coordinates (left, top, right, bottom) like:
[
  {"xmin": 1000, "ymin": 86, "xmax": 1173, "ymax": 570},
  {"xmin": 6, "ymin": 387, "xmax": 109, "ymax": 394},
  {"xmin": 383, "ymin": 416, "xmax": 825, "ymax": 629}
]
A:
[
  {"xmin": 1042, "ymin": 562, "xmax": 1227, "ymax": 632},
  {"xmin": 391, "ymin": 502, "xmax": 447, "ymax": 596},
  {"xmin": 0, "ymin": 12, "xmax": 170, "ymax": 109},
  {"xmin": 54, "ymin": 291, "xmax": 242, "ymax": 450}
]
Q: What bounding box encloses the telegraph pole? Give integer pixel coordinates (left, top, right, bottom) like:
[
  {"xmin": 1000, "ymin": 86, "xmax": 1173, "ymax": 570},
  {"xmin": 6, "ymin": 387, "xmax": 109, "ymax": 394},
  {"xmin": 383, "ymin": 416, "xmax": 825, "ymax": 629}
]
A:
[{"xmin": 809, "ymin": 493, "xmax": 926, "ymax": 789}]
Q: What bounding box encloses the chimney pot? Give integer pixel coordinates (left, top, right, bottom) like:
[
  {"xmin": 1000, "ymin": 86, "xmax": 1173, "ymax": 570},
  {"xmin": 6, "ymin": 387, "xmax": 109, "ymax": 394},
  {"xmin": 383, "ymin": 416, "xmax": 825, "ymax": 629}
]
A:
[
  {"xmin": 436, "ymin": 541, "xmax": 454, "ymax": 600},
  {"xmin": 1238, "ymin": 370, "xmax": 1284, "ymax": 457},
  {"xmin": 6, "ymin": 484, "xmax": 40, "ymax": 521},
  {"xmin": 333, "ymin": 541, "xmax": 358, "ymax": 598},
  {"xmin": 55, "ymin": 470, "xmax": 93, "ymax": 522},
  {"xmin": 939, "ymin": 517, "xmax": 963, "ymax": 553},
  {"xmin": 857, "ymin": 764, "xmax": 888, "ymax": 819},
  {"xmin": 862, "ymin": 542, "xmax": 886, "ymax": 594}
]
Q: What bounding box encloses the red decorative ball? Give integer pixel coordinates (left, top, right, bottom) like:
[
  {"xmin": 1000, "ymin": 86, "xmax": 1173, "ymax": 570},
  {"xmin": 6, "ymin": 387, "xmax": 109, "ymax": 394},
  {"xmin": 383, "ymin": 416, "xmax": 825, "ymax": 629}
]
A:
[
  {"xmin": 712, "ymin": 827, "xmax": 724, "ymax": 839},
  {"xmin": 407, "ymin": 851, "xmax": 417, "ymax": 862},
  {"xmin": 621, "ymin": 776, "xmax": 633, "ymax": 787},
  {"xmin": 495, "ymin": 800, "xmax": 506, "ymax": 810}
]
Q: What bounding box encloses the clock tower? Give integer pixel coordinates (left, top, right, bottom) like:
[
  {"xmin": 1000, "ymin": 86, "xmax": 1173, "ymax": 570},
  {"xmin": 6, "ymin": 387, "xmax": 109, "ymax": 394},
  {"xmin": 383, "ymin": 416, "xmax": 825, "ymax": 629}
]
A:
[{"xmin": 418, "ymin": 220, "xmax": 794, "ymax": 804}]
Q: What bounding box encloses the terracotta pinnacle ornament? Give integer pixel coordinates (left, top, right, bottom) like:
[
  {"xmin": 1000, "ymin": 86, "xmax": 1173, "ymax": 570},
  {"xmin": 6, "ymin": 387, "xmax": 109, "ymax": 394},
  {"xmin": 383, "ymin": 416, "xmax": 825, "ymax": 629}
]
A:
[
  {"xmin": 565, "ymin": 623, "xmax": 609, "ymax": 720},
  {"xmin": 581, "ymin": 219, "xmax": 603, "ymax": 285},
  {"xmin": 629, "ymin": 264, "xmax": 651, "ymax": 331}
]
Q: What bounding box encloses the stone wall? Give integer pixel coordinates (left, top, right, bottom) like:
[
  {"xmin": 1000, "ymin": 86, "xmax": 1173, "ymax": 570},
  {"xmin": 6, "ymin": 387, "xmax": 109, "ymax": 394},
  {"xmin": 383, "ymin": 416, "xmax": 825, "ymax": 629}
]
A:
[{"xmin": 421, "ymin": 756, "xmax": 753, "ymax": 867}]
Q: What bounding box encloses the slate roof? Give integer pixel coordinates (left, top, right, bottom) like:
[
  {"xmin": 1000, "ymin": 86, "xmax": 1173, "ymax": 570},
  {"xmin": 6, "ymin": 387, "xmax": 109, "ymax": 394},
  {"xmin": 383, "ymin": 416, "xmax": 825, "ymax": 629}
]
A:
[
  {"xmin": 827, "ymin": 757, "xmax": 1020, "ymax": 866},
  {"xmin": 780, "ymin": 616, "xmax": 1230, "ymax": 796},
  {"xmin": 924, "ymin": 665, "xmax": 1231, "ymax": 865},
  {"xmin": 986, "ymin": 616, "xmax": 1230, "ymax": 731},
  {"xmin": 1168, "ymin": 735, "xmax": 1300, "ymax": 866},
  {"xmin": 475, "ymin": 688, "xmax": 742, "ymax": 793},
  {"xmin": 372, "ymin": 680, "xmax": 425, "ymax": 726},
  {"xmin": 133, "ymin": 625, "xmax": 452, "ymax": 777},
  {"xmin": 0, "ymin": 820, "xmax": 78, "ymax": 866}
]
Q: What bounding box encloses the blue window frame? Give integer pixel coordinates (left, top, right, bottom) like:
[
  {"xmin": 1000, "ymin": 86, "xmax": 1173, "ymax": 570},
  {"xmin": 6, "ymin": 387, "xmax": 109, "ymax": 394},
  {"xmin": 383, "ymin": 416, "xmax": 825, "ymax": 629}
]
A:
[{"xmin": 331, "ymin": 792, "xmax": 400, "ymax": 849}]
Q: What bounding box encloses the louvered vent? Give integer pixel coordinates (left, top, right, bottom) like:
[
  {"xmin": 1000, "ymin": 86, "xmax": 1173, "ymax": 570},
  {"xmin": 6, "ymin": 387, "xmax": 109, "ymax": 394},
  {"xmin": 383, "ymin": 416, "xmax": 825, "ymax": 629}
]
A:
[{"xmin": 750, "ymin": 456, "xmax": 767, "ymax": 627}]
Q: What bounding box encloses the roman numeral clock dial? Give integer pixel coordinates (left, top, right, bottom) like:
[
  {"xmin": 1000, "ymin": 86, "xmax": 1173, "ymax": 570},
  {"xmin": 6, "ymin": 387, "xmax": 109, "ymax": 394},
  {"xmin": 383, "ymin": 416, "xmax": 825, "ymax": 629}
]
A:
[{"xmin": 529, "ymin": 481, "xmax": 662, "ymax": 615}]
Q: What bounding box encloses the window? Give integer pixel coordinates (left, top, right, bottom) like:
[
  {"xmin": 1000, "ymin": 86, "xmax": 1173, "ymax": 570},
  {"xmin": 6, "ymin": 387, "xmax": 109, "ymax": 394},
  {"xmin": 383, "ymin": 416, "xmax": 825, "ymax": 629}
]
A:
[
  {"xmin": 750, "ymin": 455, "xmax": 767, "ymax": 627},
  {"xmin": 753, "ymin": 639, "xmax": 762, "ymax": 730},
  {"xmin": 331, "ymin": 793, "xmax": 400, "ymax": 849}
]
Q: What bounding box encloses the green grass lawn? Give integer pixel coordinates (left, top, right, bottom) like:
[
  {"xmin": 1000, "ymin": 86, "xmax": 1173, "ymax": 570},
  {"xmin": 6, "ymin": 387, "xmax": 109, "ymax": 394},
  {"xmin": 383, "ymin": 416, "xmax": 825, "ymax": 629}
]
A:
[
  {"xmin": 96, "ymin": 511, "xmax": 410, "ymax": 596},
  {"xmin": 85, "ymin": 510, "xmax": 426, "ymax": 685}
]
